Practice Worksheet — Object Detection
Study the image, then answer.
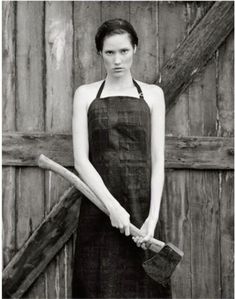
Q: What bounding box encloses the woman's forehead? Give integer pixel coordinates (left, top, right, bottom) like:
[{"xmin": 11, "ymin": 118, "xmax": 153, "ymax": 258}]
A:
[{"xmin": 103, "ymin": 33, "xmax": 132, "ymax": 49}]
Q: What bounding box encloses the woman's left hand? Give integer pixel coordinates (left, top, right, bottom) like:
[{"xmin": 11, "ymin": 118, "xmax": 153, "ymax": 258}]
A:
[{"xmin": 132, "ymin": 216, "xmax": 157, "ymax": 250}]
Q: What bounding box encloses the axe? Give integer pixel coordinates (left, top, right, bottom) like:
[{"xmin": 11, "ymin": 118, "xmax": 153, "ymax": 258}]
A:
[{"xmin": 38, "ymin": 154, "xmax": 183, "ymax": 285}]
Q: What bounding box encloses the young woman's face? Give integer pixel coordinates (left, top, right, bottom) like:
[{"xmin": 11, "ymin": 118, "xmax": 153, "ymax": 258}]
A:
[{"xmin": 100, "ymin": 33, "xmax": 136, "ymax": 77}]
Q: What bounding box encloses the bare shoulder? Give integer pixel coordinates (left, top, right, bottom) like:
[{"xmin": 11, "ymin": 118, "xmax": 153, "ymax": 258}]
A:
[
  {"xmin": 74, "ymin": 80, "xmax": 104, "ymax": 110},
  {"xmin": 135, "ymin": 80, "xmax": 165, "ymax": 112},
  {"xmin": 74, "ymin": 80, "xmax": 103, "ymax": 99}
]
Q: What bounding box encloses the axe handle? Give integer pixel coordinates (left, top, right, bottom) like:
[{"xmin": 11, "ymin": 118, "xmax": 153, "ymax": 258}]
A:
[{"xmin": 37, "ymin": 154, "xmax": 165, "ymax": 253}]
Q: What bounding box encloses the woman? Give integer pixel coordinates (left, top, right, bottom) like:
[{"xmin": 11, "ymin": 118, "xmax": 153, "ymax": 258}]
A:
[{"xmin": 72, "ymin": 18, "xmax": 171, "ymax": 298}]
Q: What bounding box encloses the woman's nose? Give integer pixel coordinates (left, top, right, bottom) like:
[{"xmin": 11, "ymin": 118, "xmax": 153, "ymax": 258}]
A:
[{"xmin": 114, "ymin": 54, "xmax": 121, "ymax": 64}]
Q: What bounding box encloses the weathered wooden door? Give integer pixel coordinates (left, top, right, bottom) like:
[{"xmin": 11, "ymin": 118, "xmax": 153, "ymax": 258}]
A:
[{"xmin": 2, "ymin": 1, "xmax": 234, "ymax": 298}]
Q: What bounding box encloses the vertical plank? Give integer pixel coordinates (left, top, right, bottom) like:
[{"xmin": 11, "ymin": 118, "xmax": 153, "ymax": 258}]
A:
[
  {"xmin": 160, "ymin": 1, "xmax": 188, "ymax": 136},
  {"xmin": 2, "ymin": 1, "xmax": 16, "ymax": 268},
  {"xmin": 129, "ymin": 0, "xmax": 158, "ymax": 222},
  {"xmin": 74, "ymin": 1, "xmax": 102, "ymax": 85},
  {"xmin": 158, "ymin": 2, "xmax": 191, "ymax": 298},
  {"xmin": 162, "ymin": 169, "xmax": 191, "ymax": 292},
  {"xmin": 217, "ymin": 31, "xmax": 234, "ymax": 137},
  {"xmin": 219, "ymin": 171, "xmax": 234, "ymax": 298},
  {"xmin": 130, "ymin": 1, "xmax": 158, "ymax": 82},
  {"xmin": 2, "ymin": 0, "xmax": 16, "ymax": 132},
  {"xmin": 15, "ymin": 2, "xmax": 45, "ymax": 298},
  {"xmin": 188, "ymin": 2, "xmax": 221, "ymax": 297},
  {"xmin": 44, "ymin": 2, "xmax": 74, "ymax": 299},
  {"xmin": 188, "ymin": 171, "xmax": 220, "ymax": 298},
  {"xmin": 101, "ymin": 1, "xmax": 130, "ymax": 23},
  {"xmin": 217, "ymin": 30, "xmax": 234, "ymax": 298}
]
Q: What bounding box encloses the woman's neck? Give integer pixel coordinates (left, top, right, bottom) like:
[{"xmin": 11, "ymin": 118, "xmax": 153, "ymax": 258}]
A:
[{"xmin": 104, "ymin": 72, "xmax": 134, "ymax": 91}]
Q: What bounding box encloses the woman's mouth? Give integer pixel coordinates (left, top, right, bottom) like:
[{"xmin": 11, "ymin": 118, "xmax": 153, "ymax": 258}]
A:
[{"xmin": 113, "ymin": 67, "xmax": 124, "ymax": 72}]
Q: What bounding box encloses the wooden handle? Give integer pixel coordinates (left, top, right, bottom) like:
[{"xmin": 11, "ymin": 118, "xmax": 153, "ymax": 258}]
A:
[{"xmin": 38, "ymin": 154, "xmax": 165, "ymax": 252}]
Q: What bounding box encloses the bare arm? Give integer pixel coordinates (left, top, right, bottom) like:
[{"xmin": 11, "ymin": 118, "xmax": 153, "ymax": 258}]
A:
[
  {"xmin": 72, "ymin": 86, "xmax": 130, "ymax": 235},
  {"xmin": 132, "ymin": 86, "xmax": 165, "ymax": 248},
  {"xmin": 148, "ymin": 86, "xmax": 166, "ymax": 227}
]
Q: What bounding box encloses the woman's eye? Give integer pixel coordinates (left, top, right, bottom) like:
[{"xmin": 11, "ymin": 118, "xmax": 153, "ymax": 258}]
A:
[
  {"xmin": 121, "ymin": 49, "xmax": 129, "ymax": 54},
  {"xmin": 106, "ymin": 51, "xmax": 113, "ymax": 55}
]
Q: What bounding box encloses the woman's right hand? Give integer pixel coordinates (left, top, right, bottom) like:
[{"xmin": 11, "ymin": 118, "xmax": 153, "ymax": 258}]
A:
[{"xmin": 108, "ymin": 203, "xmax": 130, "ymax": 236}]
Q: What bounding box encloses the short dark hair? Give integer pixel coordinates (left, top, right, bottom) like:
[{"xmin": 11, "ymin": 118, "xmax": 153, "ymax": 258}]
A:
[{"xmin": 95, "ymin": 18, "xmax": 138, "ymax": 52}]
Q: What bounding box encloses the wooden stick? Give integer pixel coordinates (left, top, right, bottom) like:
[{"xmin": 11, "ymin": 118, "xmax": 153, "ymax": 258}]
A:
[{"xmin": 38, "ymin": 154, "xmax": 165, "ymax": 253}]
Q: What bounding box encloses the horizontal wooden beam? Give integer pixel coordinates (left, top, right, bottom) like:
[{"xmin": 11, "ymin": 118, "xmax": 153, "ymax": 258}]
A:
[
  {"xmin": 3, "ymin": 186, "xmax": 81, "ymax": 299},
  {"xmin": 2, "ymin": 132, "xmax": 234, "ymax": 169},
  {"xmin": 155, "ymin": 1, "xmax": 234, "ymax": 112}
]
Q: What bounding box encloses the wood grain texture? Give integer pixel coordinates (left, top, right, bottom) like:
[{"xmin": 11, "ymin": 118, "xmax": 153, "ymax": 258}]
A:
[
  {"xmin": 44, "ymin": 2, "xmax": 74, "ymax": 299},
  {"xmin": 188, "ymin": 3, "xmax": 221, "ymax": 297},
  {"xmin": 2, "ymin": 1, "xmax": 17, "ymax": 269},
  {"xmin": 217, "ymin": 29, "xmax": 234, "ymax": 299},
  {"xmin": 15, "ymin": 2, "xmax": 46, "ymax": 298},
  {"xmin": 45, "ymin": 2, "xmax": 73, "ymax": 133},
  {"xmin": 2, "ymin": 0, "xmax": 16, "ymax": 132},
  {"xmin": 156, "ymin": 1, "xmax": 234, "ymax": 114},
  {"xmin": 2, "ymin": 166, "xmax": 16, "ymax": 267},
  {"xmin": 2, "ymin": 187, "xmax": 81, "ymax": 299},
  {"xmin": 189, "ymin": 171, "xmax": 220, "ymax": 298},
  {"xmin": 74, "ymin": 1, "xmax": 102, "ymax": 85},
  {"xmin": 162, "ymin": 169, "xmax": 191, "ymax": 299},
  {"xmin": 3, "ymin": 133, "xmax": 233, "ymax": 169},
  {"xmin": 217, "ymin": 31, "xmax": 234, "ymax": 137},
  {"xmin": 220, "ymin": 171, "xmax": 234, "ymax": 298},
  {"xmin": 159, "ymin": 2, "xmax": 191, "ymax": 298},
  {"xmin": 130, "ymin": 1, "xmax": 158, "ymax": 82}
]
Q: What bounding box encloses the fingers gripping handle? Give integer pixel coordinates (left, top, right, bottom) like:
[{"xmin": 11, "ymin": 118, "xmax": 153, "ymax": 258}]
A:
[{"xmin": 38, "ymin": 154, "xmax": 165, "ymax": 253}]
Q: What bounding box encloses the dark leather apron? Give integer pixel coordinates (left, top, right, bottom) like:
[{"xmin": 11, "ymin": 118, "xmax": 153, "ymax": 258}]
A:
[{"xmin": 72, "ymin": 79, "xmax": 172, "ymax": 298}]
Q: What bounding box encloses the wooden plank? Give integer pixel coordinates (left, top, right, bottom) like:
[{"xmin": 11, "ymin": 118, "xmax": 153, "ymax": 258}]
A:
[
  {"xmin": 189, "ymin": 171, "xmax": 220, "ymax": 298},
  {"xmin": 130, "ymin": 1, "xmax": 158, "ymax": 82},
  {"xmin": 187, "ymin": 3, "xmax": 221, "ymax": 297},
  {"xmin": 45, "ymin": 2, "xmax": 73, "ymax": 133},
  {"xmin": 220, "ymin": 171, "xmax": 234, "ymax": 298},
  {"xmin": 101, "ymin": 1, "xmax": 130, "ymax": 20},
  {"xmin": 2, "ymin": 0, "xmax": 16, "ymax": 131},
  {"xmin": 217, "ymin": 30, "xmax": 234, "ymax": 298},
  {"xmin": 2, "ymin": 133, "xmax": 233, "ymax": 169},
  {"xmin": 159, "ymin": 2, "xmax": 191, "ymax": 298},
  {"xmin": 44, "ymin": 2, "xmax": 74, "ymax": 299},
  {"xmin": 2, "ymin": 166, "xmax": 16, "ymax": 266},
  {"xmin": 217, "ymin": 30, "xmax": 234, "ymax": 137},
  {"xmin": 15, "ymin": 2, "xmax": 45, "ymax": 298},
  {"xmin": 2, "ymin": 1, "xmax": 17, "ymax": 268},
  {"xmin": 155, "ymin": 1, "xmax": 234, "ymax": 113},
  {"xmin": 74, "ymin": 1, "xmax": 102, "ymax": 85},
  {"xmin": 162, "ymin": 170, "xmax": 191, "ymax": 298},
  {"xmin": 2, "ymin": 187, "xmax": 81, "ymax": 299}
]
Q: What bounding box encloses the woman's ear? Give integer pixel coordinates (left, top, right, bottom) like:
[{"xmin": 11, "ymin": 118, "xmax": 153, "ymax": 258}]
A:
[{"xmin": 133, "ymin": 45, "xmax": 137, "ymax": 54}]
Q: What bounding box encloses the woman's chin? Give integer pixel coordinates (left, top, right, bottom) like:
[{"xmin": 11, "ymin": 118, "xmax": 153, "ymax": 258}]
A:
[{"xmin": 111, "ymin": 70, "xmax": 127, "ymax": 78}]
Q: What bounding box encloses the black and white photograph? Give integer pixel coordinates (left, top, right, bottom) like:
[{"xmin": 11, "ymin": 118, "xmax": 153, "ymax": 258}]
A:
[{"xmin": 1, "ymin": 1, "xmax": 234, "ymax": 298}]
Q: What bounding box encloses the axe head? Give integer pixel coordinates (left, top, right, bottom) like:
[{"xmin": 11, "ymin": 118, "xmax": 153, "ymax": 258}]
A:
[{"xmin": 142, "ymin": 243, "xmax": 183, "ymax": 286}]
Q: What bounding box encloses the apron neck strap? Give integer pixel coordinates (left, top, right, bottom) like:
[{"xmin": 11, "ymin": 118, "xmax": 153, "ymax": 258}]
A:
[{"xmin": 96, "ymin": 78, "xmax": 144, "ymax": 99}]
